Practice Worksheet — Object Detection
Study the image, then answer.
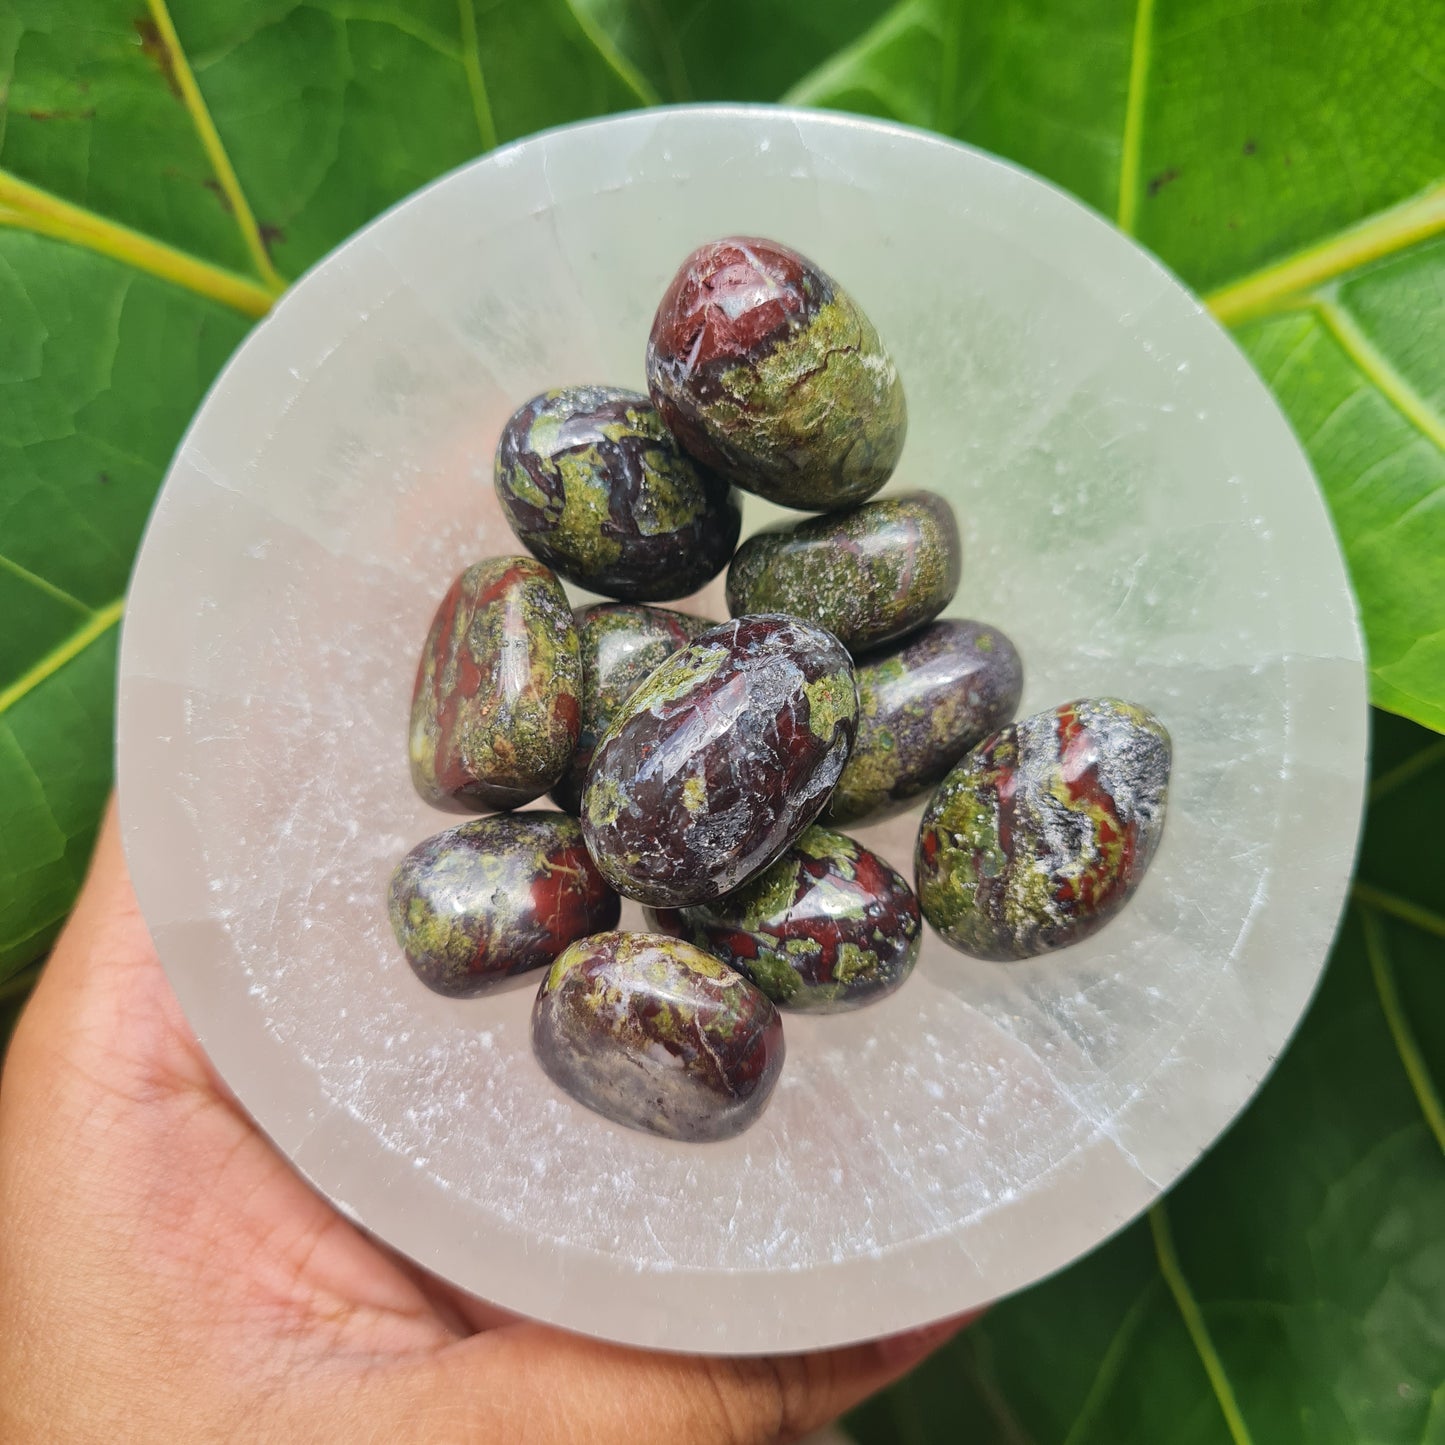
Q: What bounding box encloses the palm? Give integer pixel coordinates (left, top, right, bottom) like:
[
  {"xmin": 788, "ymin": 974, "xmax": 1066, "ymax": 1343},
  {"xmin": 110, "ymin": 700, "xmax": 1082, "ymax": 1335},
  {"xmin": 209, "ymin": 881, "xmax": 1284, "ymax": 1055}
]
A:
[
  {"xmin": 0, "ymin": 807, "xmax": 958, "ymax": 1443},
  {"xmin": 5, "ymin": 843, "xmax": 473, "ymax": 1359}
]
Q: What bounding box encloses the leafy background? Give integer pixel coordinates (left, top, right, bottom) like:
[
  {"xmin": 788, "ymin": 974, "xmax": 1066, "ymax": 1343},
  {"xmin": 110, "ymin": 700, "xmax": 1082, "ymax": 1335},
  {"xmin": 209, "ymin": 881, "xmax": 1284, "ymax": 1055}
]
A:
[{"xmin": 0, "ymin": 0, "xmax": 1440, "ymax": 1437}]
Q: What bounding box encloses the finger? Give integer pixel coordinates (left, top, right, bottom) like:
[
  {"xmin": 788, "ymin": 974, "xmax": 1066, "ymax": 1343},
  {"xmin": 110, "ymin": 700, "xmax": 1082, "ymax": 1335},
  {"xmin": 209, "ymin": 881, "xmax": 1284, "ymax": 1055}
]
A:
[
  {"xmin": 11, "ymin": 798, "xmax": 215, "ymax": 1099},
  {"xmin": 351, "ymin": 1314, "xmax": 975, "ymax": 1445}
]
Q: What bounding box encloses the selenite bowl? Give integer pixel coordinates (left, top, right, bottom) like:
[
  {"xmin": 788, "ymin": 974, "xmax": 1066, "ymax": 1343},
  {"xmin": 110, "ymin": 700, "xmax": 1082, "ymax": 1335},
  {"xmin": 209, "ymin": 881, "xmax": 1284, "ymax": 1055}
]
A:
[{"xmin": 117, "ymin": 106, "xmax": 1367, "ymax": 1354}]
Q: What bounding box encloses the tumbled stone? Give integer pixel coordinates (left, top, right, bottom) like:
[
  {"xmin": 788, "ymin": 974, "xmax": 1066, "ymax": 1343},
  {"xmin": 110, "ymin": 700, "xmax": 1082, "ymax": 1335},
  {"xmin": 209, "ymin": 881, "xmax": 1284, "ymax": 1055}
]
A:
[
  {"xmin": 409, "ymin": 556, "xmax": 580, "ymax": 811},
  {"xmin": 494, "ymin": 385, "xmax": 741, "ymax": 601},
  {"xmin": 916, "ymin": 698, "xmax": 1171, "ymax": 960},
  {"xmin": 531, "ymin": 931, "xmax": 785, "ymax": 1141},
  {"xmin": 725, "ymin": 491, "xmax": 961, "ymax": 653},
  {"xmin": 581, "ymin": 615, "xmax": 857, "ymax": 906},
  {"xmin": 646, "ymin": 236, "xmax": 906, "ymax": 511},
  {"xmin": 551, "ymin": 603, "xmax": 712, "ymax": 815},
  {"xmin": 388, "ymin": 813, "xmax": 619, "ymax": 997},
  {"xmin": 825, "ymin": 620, "xmax": 1023, "ymax": 826},
  {"xmin": 647, "ymin": 826, "xmax": 920, "ymax": 1013}
]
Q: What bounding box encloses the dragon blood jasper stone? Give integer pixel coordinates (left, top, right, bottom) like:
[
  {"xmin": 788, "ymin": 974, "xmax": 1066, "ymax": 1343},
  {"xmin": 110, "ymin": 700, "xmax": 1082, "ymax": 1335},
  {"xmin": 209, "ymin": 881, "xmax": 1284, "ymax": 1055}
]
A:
[
  {"xmin": 494, "ymin": 386, "xmax": 741, "ymax": 602},
  {"xmin": 826, "ymin": 620, "xmax": 1023, "ymax": 826},
  {"xmin": 647, "ymin": 827, "xmax": 920, "ymax": 1013},
  {"xmin": 915, "ymin": 698, "xmax": 1172, "ymax": 961},
  {"xmin": 646, "ymin": 237, "xmax": 906, "ymax": 511},
  {"xmin": 726, "ymin": 490, "xmax": 961, "ymax": 654},
  {"xmin": 531, "ymin": 931, "xmax": 785, "ymax": 1142},
  {"xmin": 409, "ymin": 556, "xmax": 581, "ymax": 811},
  {"xmin": 551, "ymin": 603, "xmax": 712, "ymax": 815},
  {"xmin": 581, "ymin": 615, "xmax": 858, "ymax": 907},
  {"xmin": 388, "ymin": 813, "xmax": 619, "ymax": 997}
]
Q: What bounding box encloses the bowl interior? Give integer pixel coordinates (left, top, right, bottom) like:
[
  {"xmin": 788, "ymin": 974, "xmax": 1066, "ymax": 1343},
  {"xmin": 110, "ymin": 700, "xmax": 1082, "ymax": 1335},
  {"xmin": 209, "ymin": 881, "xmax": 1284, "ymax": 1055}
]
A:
[{"xmin": 118, "ymin": 106, "xmax": 1367, "ymax": 1353}]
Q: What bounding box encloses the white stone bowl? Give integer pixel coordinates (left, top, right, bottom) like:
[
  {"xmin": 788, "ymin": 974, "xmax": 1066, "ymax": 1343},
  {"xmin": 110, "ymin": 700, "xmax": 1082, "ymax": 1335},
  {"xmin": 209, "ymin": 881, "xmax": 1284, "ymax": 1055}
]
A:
[{"xmin": 117, "ymin": 105, "xmax": 1367, "ymax": 1354}]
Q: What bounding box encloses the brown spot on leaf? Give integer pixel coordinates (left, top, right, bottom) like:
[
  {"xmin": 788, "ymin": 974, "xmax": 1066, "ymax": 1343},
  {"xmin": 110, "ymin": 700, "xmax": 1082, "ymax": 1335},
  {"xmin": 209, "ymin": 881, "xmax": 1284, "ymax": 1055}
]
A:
[
  {"xmin": 134, "ymin": 17, "xmax": 182, "ymax": 99},
  {"xmin": 201, "ymin": 177, "xmax": 234, "ymax": 212},
  {"xmin": 1242, "ymin": 138, "xmax": 1257, "ymax": 155},
  {"xmin": 259, "ymin": 222, "xmax": 286, "ymax": 251},
  {"xmin": 27, "ymin": 107, "xmax": 96, "ymax": 121},
  {"xmin": 98, "ymin": 472, "xmax": 112, "ymax": 486},
  {"xmin": 1146, "ymin": 167, "xmax": 1180, "ymax": 198}
]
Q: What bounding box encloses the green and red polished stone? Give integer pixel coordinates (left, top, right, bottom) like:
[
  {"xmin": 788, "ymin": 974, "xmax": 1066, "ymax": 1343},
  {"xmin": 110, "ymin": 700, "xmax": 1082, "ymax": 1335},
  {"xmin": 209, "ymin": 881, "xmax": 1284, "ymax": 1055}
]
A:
[
  {"xmin": 916, "ymin": 698, "xmax": 1171, "ymax": 961},
  {"xmin": 408, "ymin": 556, "xmax": 581, "ymax": 811},
  {"xmin": 647, "ymin": 826, "xmax": 920, "ymax": 1013},
  {"xmin": 494, "ymin": 385, "xmax": 741, "ymax": 601},
  {"xmin": 389, "ymin": 813, "xmax": 619, "ymax": 997},
  {"xmin": 725, "ymin": 490, "xmax": 961, "ymax": 654},
  {"xmin": 581, "ymin": 614, "xmax": 858, "ymax": 907},
  {"xmin": 551, "ymin": 603, "xmax": 712, "ymax": 815},
  {"xmin": 646, "ymin": 237, "xmax": 907, "ymax": 512},
  {"xmin": 825, "ymin": 619, "xmax": 1023, "ymax": 826},
  {"xmin": 530, "ymin": 931, "xmax": 785, "ymax": 1141}
]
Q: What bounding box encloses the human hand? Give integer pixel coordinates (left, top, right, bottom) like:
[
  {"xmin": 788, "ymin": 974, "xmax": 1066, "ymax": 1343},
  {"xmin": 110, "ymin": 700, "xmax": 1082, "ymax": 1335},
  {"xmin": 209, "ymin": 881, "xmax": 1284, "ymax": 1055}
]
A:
[{"xmin": 0, "ymin": 803, "xmax": 968, "ymax": 1443}]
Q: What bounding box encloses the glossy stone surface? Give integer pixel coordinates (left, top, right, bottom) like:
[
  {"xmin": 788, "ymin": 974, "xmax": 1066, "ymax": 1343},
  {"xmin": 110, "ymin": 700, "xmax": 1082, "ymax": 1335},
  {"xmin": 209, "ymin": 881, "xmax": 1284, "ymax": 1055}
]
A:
[
  {"xmin": 495, "ymin": 386, "xmax": 741, "ymax": 601},
  {"xmin": 826, "ymin": 620, "xmax": 1023, "ymax": 826},
  {"xmin": 646, "ymin": 236, "xmax": 906, "ymax": 511},
  {"xmin": 916, "ymin": 699, "xmax": 1171, "ymax": 961},
  {"xmin": 531, "ymin": 931, "xmax": 785, "ymax": 1142},
  {"xmin": 389, "ymin": 813, "xmax": 619, "ymax": 997},
  {"xmin": 122, "ymin": 107, "xmax": 1372, "ymax": 1354},
  {"xmin": 552, "ymin": 603, "xmax": 712, "ymax": 814},
  {"xmin": 582, "ymin": 615, "xmax": 857, "ymax": 906},
  {"xmin": 647, "ymin": 827, "xmax": 920, "ymax": 1013},
  {"xmin": 726, "ymin": 490, "xmax": 961, "ymax": 653},
  {"xmin": 409, "ymin": 556, "xmax": 581, "ymax": 810}
]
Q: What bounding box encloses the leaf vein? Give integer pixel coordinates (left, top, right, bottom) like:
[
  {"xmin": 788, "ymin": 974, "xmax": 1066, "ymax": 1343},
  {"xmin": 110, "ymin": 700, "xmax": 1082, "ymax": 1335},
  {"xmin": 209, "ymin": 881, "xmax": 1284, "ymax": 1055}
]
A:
[
  {"xmin": 1313, "ymin": 296, "xmax": 1445, "ymax": 453},
  {"xmin": 1149, "ymin": 1203, "xmax": 1256, "ymax": 1445},
  {"xmin": 1352, "ymin": 882, "xmax": 1445, "ymax": 940},
  {"xmin": 456, "ymin": 0, "xmax": 499, "ymax": 152},
  {"xmin": 1061, "ymin": 1278, "xmax": 1164, "ymax": 1445},
  {"xmin": 1361, "ymin": 908, "xmax": 1445, "ymax": 1155},
  {"xmin": 1116, "ymin": 0, "xmax": 1156, "ymax": 234},
  {"xmin": 781, "ymin": 1, "xmax": 932, "ymax": 107},
  {"xmin": 144, "ymin": 0, "xmax": 288, "ymax": 291},
  {"xmin": 0, "ymin": 553, "xmax": 91, "ymax": 616},
  {"xmin": 321, "ymin": 1, "xmax": 462, "ymax": 58},
  {"xmin": 1370, "ymin": 736, "xmax": 1445, "ymax": 802},
  {"xmin": 0, "ymin": 599, "xmax": 123, "ymax": 719},
  {"xmin": 1206, "ymin": 180, "xmax": 1445, "ymax": 324},
  {"xmin": 0, "ymin": 172, "xmax": 278, "ymax": 318},
  {"xmin": 561, "ymin": 0, "xmax": 661, "ymax": 107}
]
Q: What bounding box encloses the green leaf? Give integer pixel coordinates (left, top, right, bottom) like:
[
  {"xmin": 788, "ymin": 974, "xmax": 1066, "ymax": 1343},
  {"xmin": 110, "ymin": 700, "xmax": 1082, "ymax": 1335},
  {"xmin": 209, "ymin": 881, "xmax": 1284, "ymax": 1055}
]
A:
[
  {"xmin": 850, "ymin": 711, "xmax": 1445, "ymax": 1445},
  {"xmin": 0, "ymin": 0, "xmax": 649, "ymax": 976},
  {"xmin": 788, "ymin": 0, "xmax": 1445, "ymax": 732},
  {"xmin": 1, "ymin": 2, "xmax": 1441, "ymax": 1427},
  {"xmin": 0, "ymin": 235, "xmax": 249, "ymax": 970},
  {"xmin": 572, "ymin": 0, "xmax": 895, "ymax": 104}
]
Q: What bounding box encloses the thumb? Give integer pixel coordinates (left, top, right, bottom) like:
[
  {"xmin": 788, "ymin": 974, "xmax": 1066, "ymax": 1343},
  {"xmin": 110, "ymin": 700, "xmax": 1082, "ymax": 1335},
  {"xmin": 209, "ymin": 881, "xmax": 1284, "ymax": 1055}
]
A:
[{"xmin": 358, "ymin": 1314, "xmax": 974, "ymax": 1445}]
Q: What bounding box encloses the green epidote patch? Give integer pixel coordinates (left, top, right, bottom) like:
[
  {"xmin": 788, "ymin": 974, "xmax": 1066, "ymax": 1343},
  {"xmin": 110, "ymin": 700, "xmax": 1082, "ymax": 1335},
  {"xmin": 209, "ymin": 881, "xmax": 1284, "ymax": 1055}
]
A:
[
  {"xmin": 916, "ymin": 700, "xmax": 1170, "ymax": 961},
  {"xmin": 389, "ymin": 813, "xmax": 618, "ymax": 997},
  {"xmin": 710, "ymin": 297, "xmax": 906, "ymax": 509},
  {"xmin": 825, "ymin": 620, "xmax": 1023, "ymax": 827},
  {"xmin": 647, "ymin": 825, "xmax": 921, "ymax": 1013},
  {"xmin": 727, "ymin": 491, "xmax": 961, "ymax": 654},
  {"xmin": 604, "ymin": 642, "xmax": 729, "ymax": 724},
  {"xmin": 532, "ymin": 930, "xmax": 785, "ymax": 1142},
  {"xmin": 804, "ymin": 669, "xmax": 858, "ymax": 744},
  {"xmin": 646, "ymin": 237, "xmax": 906, "ymax": 511},
  {"xmin": 408, "ymin": 557, "xmax": 581, "ymax": 811},
  {"xmin": 495, "ymin": 386, "xmax": 740, "ymax": 603}
]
